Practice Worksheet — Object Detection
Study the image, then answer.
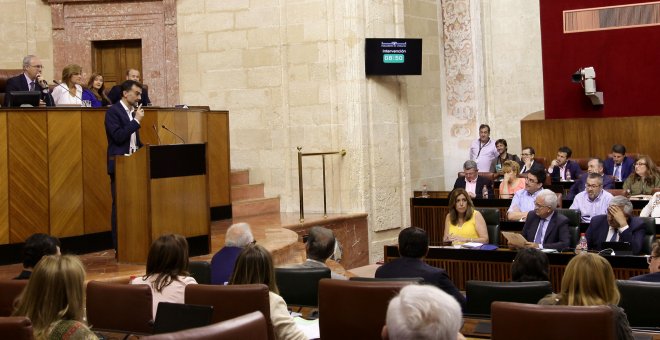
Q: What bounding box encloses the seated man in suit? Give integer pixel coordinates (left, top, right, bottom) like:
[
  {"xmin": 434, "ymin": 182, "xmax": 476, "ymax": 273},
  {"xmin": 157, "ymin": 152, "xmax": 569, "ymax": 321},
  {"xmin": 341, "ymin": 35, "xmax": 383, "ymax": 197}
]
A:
[
  {"xmin": 566, "ymin": 158, "xmax": 614, "ymax": 199},
  {"xmin": 630, "ymin": 240, "xmax": 660, "ymax": 282},
  {"xmin": 375, "ymin": 227, "xmax": 466, "ymax": 309},
  {"xmin": 547, "ymin": 146, "xmax": 581, "ymax": 182},
  {"xmin": 383, "ymin": 285, "xmax": 463, "ymax": 340},
  {"xmin": 519, "ymin": 146, "xmax": 544, "ymax": 174},
  {"xmin": 453, "ymin": 160, "xmax": 494, "ymax": 199},
  {"xmin": 569, "ymin": 173, "xmax": 613, "ymax": 223},
  {"xmin": 603, "ymin": 144, "xmax": 635, "ymax": 182},
  {"xmin": 3, "ymin": 55, "xmax": 54, "ymax": 107},
  {"xmin": 507, "ymin": 169, "xmax": 545, "ymax": 221},
  {"xmin": 210, "ymin": 222, "xmax": 254, "ymax": 284},
  {"xmin": 293, "ymin": 226, "xmax": 347, "ymax": 280},
  {"xmin": 517, "ymin": 189, "xmax": 570, "ymax": 250},
  {"xmin": 585, "ymin": 195, "xmax": 646, "ymax": 254},
  {"xmin": 107, "ymin": 68, "xmax": 152, "ymax": 106}
]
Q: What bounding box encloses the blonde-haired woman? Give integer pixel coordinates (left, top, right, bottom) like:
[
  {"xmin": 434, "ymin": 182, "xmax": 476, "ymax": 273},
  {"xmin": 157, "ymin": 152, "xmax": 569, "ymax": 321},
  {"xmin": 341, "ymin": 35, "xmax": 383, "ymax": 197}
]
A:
[
  {"xmin": 52, "ymin": 64, "xmax": 83, "ymax": 106},
  {"xmin": 499, "ymin": 160, "xmax": 525, "ymax": 198},
  {"xmin": 12, "ymin": 255, "xmax": 98, "ymax": 339},
  {"xmin": 539, "ymin": 253, "xmax": 633, "ymax": 340}
]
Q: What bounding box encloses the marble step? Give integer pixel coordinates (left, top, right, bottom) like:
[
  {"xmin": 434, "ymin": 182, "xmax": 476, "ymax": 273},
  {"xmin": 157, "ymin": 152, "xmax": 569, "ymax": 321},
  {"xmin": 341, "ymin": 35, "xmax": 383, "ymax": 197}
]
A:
[
  {"xmin": 232, "ymin": 197, "xmax": 280, "ymax": 218},
  {"xmin": 230, "ymin": 169, "xmax": 249, "ymax": 186},
  {"xmin": 231, "ymin": 183, "xmax": 265, "ymax": 202}
]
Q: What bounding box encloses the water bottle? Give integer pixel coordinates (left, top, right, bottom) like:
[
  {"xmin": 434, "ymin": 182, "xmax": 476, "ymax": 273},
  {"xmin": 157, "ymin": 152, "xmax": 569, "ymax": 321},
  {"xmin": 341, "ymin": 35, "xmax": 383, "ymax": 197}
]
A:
[
  {"xmin": 575, "ymin": 233, "xmax": 588, "ymax": 254},
  {"xmin": 421, "ymin": 185, "xmax": 428, "ymax": 198},
  {"xmin": 482, "ymin": 185, "xmax": 488, "ymax": 199},
  {"xmin": 565, "ymin": 169, "xmax": 572, "ymax": 181}
]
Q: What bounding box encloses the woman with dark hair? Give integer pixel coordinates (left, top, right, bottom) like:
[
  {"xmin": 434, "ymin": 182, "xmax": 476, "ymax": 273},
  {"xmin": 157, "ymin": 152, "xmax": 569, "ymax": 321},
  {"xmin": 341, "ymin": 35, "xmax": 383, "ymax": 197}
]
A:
[
  {"xmin": 230, "ymin": 244, "xmax": 306, "ymax": 340},
  {"xmin": 15, "ymin": 233, "xmax": 61, "ymax": 280},
  {"xmin": 130, "ymin": 234, "xmax": 197, "ymax": 317},
  {"xmin": 81, "ymin": 73, "xmax": 110, "ymax": 107},
  {"xmin": 511, "ymin": 248, "xmax": 549, "ymax": 282},
  {"xmin": 443, "ymin": 188, "xmax": 488, "ymax": 245},
  {"xmin": 52, "ymin": 64, "xmax": 84, "ymax": 106},
  {"xmin": 13, "ymin": 255, "xmax": 97, "ymax": 339},
  {"xmin": 539, "ymin": 253, "xmax": 633, "ymax": 340},
  {"xmin": 623, "ymin": 155, "xmax": 660, "ymax": 195}
]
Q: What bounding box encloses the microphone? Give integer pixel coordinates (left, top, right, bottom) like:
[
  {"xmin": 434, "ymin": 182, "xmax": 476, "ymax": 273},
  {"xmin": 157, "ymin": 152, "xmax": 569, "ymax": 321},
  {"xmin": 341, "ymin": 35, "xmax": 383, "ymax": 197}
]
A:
[
  {"xmin": 53, "ymin": 80, "xmax": 85, "ymax": 105},
  {"xmin": 152, "ymin": 124, "xmax": 161, "ymax": 145},
  {"xmin": 161, "ymin": 124, "xmax": 185, "ymax": 144}
]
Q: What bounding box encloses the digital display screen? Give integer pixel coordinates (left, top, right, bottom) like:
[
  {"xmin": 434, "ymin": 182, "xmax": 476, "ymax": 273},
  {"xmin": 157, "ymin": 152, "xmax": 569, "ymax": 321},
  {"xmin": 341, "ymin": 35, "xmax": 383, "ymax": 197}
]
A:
[{"xmin": 365, "ymin": 38, "xmax": 422, "ymax": 76}]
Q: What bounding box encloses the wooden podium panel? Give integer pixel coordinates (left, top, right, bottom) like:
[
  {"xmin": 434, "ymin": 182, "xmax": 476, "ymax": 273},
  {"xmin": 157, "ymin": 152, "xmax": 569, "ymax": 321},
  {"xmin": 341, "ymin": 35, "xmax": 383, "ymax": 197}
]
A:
[
  {"xmin": 82, "ymin": 111, "xmax": 112, "ymax": 234},
  {"xmin": 48, "ymin": 110, "xmax": 84, "ymax": 238},
  {"xmin": 7, "ymin": 111, "xmax": 49, "ymax": 243},
  {"xmin": 208, "ymin": 112, "xmax": 230, "ymax": 207},
  {"xmin": 0, "ymin": 112, "xmax": 7, "ymax": 244}
]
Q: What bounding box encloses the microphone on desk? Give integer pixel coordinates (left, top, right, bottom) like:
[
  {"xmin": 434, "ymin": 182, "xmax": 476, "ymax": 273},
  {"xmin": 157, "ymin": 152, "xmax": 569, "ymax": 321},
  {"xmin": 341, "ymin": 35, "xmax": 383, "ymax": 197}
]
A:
[
  {"xmin": 53, "ymin": 80, "xmax": 85, "ymax": 105},
  {"xmin": 161, "ymin": 124, "xmax": 185, "ymax": 144},
  {"xmin": 152, "ymin": 124, "xmax": 162, "ymax": 145}
]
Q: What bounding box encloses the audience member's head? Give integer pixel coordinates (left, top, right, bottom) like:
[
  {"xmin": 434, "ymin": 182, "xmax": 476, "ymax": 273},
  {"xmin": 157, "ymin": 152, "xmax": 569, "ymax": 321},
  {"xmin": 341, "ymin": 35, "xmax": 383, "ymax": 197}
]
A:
[
  {"xmin": 144, "ymin": 234, "xmax": 190, "ymax": 292},
  {"xmin": 558, "ymin": 253, "xmax": 619, "ymax": 306},
  {"xmin": 611, "ymin": 144, "xmax": 626, "ymax": 165},
  {"xmin": 12, "ymin": 255, "xmax": 88, "ymax": 337},
  {"xmin": 649, "ymin": 240, "xmax": 660, "ymax": 274},
  {"xmin": 126, "ymin": 68, "xmax": 141, "ymax": 82},
  {"xmin": 383, "ymin": 284, "xmax": 462, "ymax": 340},
  {"xmin": 230, "ymin": 244, "xmax": 279, "ymax": 294},
  {"xmin": 462, "ymin": 160, "xmax": 478, "ymax": 182},
  {"xmin": 556, "ymin": 146, "xmax": 572, "ymax": 165},
  {"xmin": 631, "ymin": 154, "xmax": 659, "ymax": 181},
  {"xmin": 22, "ymin": 55, "xmax": 42, "ymax": 80},
  {"xmin": 22, "ymin": 233, "xmax": 60, "ymax": 269},
  {"xmin": 306, "ymin": 226, "xmax": 336, "ymax": 262},
  {"xmin": 585, "ymin": 173, "xmax": 604, "ymax": 200},
  {"xmin": 502, "ymin": 160, "xmax": 520, "ymax": 181},
  {"xmin": 534, "ymin": 189, "xmax": 558, "ymax": 219},
  {"xmin": 608, "ymin": 196, "xmax": 633, "ymax": 228},
  {"xmin": 525, "ymin": 169, "xmax": 545, "ymax": 194},
  {"xmin": 398, "ymin": 227, "xmax": 429, "ymax": 259},
  {"xmin": 448, "ymin": 188, "xmax": 475, "ymax": 225},
  {"xmin": 120, "ymin": 79, "xmax": 143, "ymax": 105},
  {"xmin": 511, "ymin": 248, "xmax": 549, "ymax": 282},
  {"xmin": 225, "ymin": 222, "xmax": 254, "ymax": 247},
  {"xmin": 495, "ymin": 139, "xmax": 508, "ymax": 156},
  {"xmin": 478, "ymin": 124, "xmax": 490, "ymax": 143},
  {"xmin": 587, "ymin": 158, "xmax": 604, "ymax": 174},
  {"xmin": 86, "ymin": 72, "xmax": 109, "ymax": 101},
  {"xmin": 521, "ymin": 147, "xmax": 535, "ymax": 164},
  {"xmin": 61, "ymin": 64, "xmax": 83, "ymax": 87}
]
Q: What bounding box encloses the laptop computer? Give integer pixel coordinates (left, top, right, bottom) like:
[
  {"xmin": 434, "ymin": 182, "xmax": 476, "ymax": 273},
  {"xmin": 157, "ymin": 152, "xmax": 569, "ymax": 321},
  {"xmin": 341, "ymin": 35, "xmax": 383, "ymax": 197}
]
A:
[
  {"xmin": 152, "ymin": 302, "xmax": 214, "ymax": 334},
  {"xmin": 600, "ymin": 242, "xmax": 632, "ymax": 256}
]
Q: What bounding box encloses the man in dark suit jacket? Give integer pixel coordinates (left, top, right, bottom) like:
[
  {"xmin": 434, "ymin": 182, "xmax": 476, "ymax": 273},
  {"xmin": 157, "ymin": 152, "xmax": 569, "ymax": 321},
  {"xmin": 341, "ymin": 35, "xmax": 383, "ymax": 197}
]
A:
[
  {"xmin": 630, "ymin": 241, "xmax": 660, "ymax": 282},
  {"xmin": 104, "ymin": 80, "xmax": 145, "ymax": 253},
  {"xmin": 585, "ymin": 196, "xmax": 646, "ymax": 255},
  {"xmin": 375, "ymin": 227, "xmax": 466, "ymax": 310},
  {"xmin": 3, "ymin": 55, "xmax": 54, "ymax": 107},
  {"xmin": 603, "ymin": 144, "xmax": 635, "ymax": 182},
  {"xmin": 519, "ymin": 146, "xmax": 545, "ymax": 174},
  {"xmin": 519, "ymin": 189, "xmax": 570, "ymax": 250},
  {"xmin": 566, "ymin": 158, "xmax": 614, "ymax": 199},
  {"xmin": 548, "ymin": 146, "xmax": 581, "ymax": 182},
  {"xmin": 107, "ymin": 68, "xmax": 151, "ymax": 106},
  {"xmin": 453, "ymin": 160, "xmax": 494, "ymax": 199}
]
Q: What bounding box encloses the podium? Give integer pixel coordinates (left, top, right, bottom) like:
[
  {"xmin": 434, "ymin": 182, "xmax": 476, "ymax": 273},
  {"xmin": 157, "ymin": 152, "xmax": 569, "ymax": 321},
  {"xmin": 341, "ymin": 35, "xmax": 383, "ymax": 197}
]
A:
[{"xmin": 115, "ymin": 143, "xmax": 210, "ymax": 263}]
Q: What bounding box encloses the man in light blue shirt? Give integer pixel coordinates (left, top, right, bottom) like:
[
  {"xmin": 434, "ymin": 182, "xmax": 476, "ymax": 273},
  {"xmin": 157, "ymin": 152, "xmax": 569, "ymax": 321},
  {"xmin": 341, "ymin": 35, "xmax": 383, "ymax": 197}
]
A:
[
  {"xmin": 569, "ymin": 173, "xmax": 613, "ymax": 223},
  {"xmin": 507, "ymin": 169, "xmax": 545, "ymax": 221}
]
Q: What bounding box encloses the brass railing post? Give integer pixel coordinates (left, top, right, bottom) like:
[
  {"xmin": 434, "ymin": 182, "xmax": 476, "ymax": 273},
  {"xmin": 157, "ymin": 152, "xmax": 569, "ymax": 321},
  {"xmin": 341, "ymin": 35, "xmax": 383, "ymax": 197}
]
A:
[
  {"xmin": 297, "ymin": 147, "xmax": 304, "ymax": 222},
  {"xmin": 297, "ymin": 147, "xmax": 346, "ymax": 223}
]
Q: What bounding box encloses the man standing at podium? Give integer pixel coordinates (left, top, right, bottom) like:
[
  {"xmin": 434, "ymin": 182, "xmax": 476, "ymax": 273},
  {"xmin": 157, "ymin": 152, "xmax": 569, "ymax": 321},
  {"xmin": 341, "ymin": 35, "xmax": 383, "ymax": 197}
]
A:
[{"xmin": 105, "ymin": 80, "xmax": 145, "ymax": 255}]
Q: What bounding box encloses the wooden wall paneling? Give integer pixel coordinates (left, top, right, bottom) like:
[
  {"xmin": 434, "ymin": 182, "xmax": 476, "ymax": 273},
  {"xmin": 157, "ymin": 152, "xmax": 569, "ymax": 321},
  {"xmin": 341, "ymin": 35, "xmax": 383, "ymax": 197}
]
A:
[
  {"xmin": 116, "ymin": 147, "xmax": 150, "ymax": 263},
  {"xmin": 155, "ymin": 109, "xmax": 177, "ymax": 145},
  {"xmin": 186, "ymin": 109, "xmax": 206, "ymax": 143},
  {"xmin": 0, "ymin": 112, "xmax": 7, "ymax": 244},
  {"xmin": 150, "ymin": 175, "xmax": 209, "ymax": 238},
  {"xmin": 8, "ymin": 111, "xmax": 49, "ymax": 242},
  {"xmin": 140, "ymin": 109, "xmax": 158, "ymax": 146},
  {"xmin": 207, "ymin": 111, "xmax": 230, "ymax": 207},
  {"xmin": 81, "ymin": 110, "xmax": 111, "ymax": 234},
  {"xmin": 48, "ymin": 110, "xmax": 84, "ymax": 237},
  {"xmin": 634, "ymin": 117, "xmax": 658, "ymax": 160}
]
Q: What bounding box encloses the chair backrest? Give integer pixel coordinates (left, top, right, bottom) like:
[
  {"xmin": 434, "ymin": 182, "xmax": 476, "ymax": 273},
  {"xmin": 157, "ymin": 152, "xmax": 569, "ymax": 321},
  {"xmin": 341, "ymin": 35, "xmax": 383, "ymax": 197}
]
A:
[
  {"xmin": 574, "ymin": 158, "xmax": 590, "ymax": 171},
  {"xmin": 274, "ymin": 267, "xmax": 330, "ymax": 307},
  {"xmin": 465, "ymin": 280, "xmax": 553, "ymax": 316},
  {"xmin": 318, "ymin": 278, "xmax": 410, "ymax": 340},
  {"xmin": 0, "ymin": 316, "xmax": 34, "ymax": 340},
  {"xmin": 638, "ymin": 217, "xmax": 656, "ymax": 255},
  {"xmin": 0, "ymin": 69, "xmax": 23, "ymax": 105},
  {"xmin": 476, "ymin": 208, "xmax": 501, "ymax": 245},
  {"xmin": 189, "ymin": 261, "xmax": 212, "ymax": 284},
  {"xmin": 616, "ymin": 280, "xmax": 660, "ymax": 328},
  {"xmin": 556, "ymin": 208, "xmax": 581, "ymax": 249},
  {"xmin": 185, "ymin": 284, "xmax": 274, "ymax": 340},
  {"xmin": 153, "ymin": 302, "xmax": 214, "ymax": 334},
  {"xmin": 142, "ymin": 311, "xmax": 268, "ymax": 340},
  {"xmin": 491, "ymin": 301, "xmax": 616, "ymax": 340},
  {"xmin": 0, "ymin": 280, "xmax": 28, "ymax": 317},
  {"xmin": 606, "ymin": 188, "xmax": 625, "ymax": 196},
  {"xmin": 86, "ymin": 280, "xmax": 154, "ymax": 335},
  {"xmin": 349, "ymin": 277, "xmax": 424, "ymax": 283}
]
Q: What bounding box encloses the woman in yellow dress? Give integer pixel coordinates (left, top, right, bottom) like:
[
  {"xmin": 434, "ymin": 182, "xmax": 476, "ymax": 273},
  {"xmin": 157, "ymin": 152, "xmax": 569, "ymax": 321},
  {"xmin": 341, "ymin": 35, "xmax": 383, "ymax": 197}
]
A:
[{"xmin": 443, "ymin": 188, "xmax": 489, "ymax": 245}]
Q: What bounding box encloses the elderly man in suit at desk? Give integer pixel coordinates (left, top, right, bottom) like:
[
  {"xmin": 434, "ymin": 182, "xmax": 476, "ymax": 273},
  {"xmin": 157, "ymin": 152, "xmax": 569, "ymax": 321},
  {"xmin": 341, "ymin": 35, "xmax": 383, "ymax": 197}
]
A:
[
  {"xmin": 3, "ymin": 55, "xmax": 54, "ymax": 107},
  {"xmin": 517, "ymin": 189, "xmax": 570, "ymax": 250},
  {"xmin": 585, "ymin": 195, "xmax": 646, "ymax": 255},
  {"xmin": 453, "ymin": 160, "xmax": 494, "ymax": 199}
]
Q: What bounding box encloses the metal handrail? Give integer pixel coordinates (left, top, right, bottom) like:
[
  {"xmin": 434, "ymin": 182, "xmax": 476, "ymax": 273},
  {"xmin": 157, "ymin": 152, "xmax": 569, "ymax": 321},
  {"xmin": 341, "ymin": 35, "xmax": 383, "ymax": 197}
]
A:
[{"xmin": 297, "ymin": 146, "xmax": 346, "ymax": 223}]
